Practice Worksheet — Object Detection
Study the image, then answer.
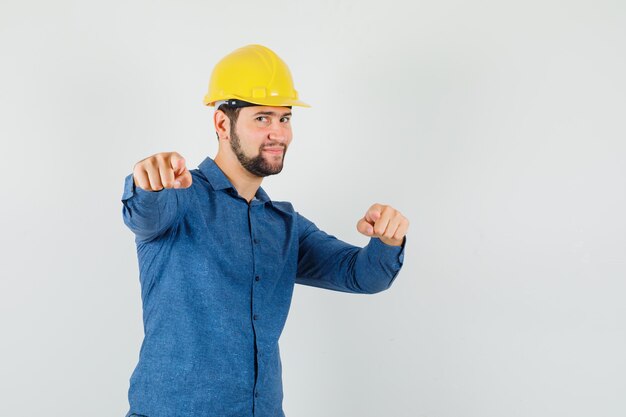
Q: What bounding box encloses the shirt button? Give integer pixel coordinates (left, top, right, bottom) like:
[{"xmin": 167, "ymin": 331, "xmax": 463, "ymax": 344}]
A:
[
  {"xmin": 253, "ymin": 314, "xmax": 258, "ymax": 320},
  {"xmin": 255, "ymin": 275, "xmax": 260, "ymax": 281}
]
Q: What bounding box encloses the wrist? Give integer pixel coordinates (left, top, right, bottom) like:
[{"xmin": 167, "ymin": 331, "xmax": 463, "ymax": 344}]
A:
[{"xmin": 379, "ymin": 236, "xmax": 404, "ymax": 247}]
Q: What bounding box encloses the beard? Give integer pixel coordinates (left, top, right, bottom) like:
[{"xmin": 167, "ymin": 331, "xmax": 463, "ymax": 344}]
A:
[{"xmin": 229, "ymin": 127, "xmax": 287, "ymax": 177}]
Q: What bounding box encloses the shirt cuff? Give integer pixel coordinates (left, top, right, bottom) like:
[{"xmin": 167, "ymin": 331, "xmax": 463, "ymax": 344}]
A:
[
  {"xmin": 367, "ymin": 235, "xmax": 406, "ymax": 267},
  {"xmin": 121, "ymin": 173, "xmax": 165, "ymax": 202}
]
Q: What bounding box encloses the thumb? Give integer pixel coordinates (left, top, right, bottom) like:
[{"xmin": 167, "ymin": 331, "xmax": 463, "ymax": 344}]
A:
[
  {"xmin": 174, "ymin": 168, "xmax": 193, "ymax": 189},
  {"xmin": 170, "ymin": 156, "xmax": 192, "ymax": 189},
  {"xmin": 356, "ymin": 217, "xmax": 375, "ymax": 236}
]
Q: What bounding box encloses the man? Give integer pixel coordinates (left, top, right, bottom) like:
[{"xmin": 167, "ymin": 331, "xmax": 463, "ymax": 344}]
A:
[{"xmin": 121, "ymin": 44, "xmax": 408, "ymax": 417}]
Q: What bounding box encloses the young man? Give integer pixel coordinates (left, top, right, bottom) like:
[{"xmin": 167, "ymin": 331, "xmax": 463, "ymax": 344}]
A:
[{"xmin": 121, "ymin": 44, "xmax": 408, "ymax": 417}]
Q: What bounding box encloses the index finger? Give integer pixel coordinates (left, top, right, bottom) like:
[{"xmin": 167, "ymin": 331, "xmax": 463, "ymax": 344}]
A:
[
  {"xmin": 169, "ymin": 153, "xmax": 186, "ymax": 176},
  {"xmin": 365, "ymin": 204, "xmax": 384, "ymax": 223}
]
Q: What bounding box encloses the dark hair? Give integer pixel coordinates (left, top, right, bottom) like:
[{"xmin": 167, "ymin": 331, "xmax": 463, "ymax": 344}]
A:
[{"xmin": 215, "ymin": 104, "xmax": 242, "ymax": 141}]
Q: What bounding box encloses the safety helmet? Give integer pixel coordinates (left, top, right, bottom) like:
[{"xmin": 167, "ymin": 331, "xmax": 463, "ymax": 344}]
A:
[{"xmin": 203, "ymin": 44, "xmax": 310, "ymax": 108}]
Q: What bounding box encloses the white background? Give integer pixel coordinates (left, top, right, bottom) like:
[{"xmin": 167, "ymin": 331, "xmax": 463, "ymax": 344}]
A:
[{"xmin": 1, "ymin": 0, "xmax": 625, "ymax": 416}]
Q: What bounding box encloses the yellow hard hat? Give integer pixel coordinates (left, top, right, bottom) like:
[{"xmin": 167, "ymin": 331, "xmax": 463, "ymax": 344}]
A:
[{"xmin": 203, "ymin": 44, "xmax": 310, "ymax": 108}]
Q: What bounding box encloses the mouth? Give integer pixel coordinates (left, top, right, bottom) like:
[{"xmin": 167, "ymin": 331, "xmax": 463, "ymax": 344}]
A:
[{"xmin": 263, "ymin": 148, "xmax": 284, "ymax": 154}]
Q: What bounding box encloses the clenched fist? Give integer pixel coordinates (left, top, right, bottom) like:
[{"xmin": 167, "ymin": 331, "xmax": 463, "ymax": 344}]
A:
[
  {"xmin": 356, "ymin": 203, "xmax": 409, "ymax": 247},
  {"xmin": 133, "ymin": 152, "xmax": 193, "ymax": 191}
]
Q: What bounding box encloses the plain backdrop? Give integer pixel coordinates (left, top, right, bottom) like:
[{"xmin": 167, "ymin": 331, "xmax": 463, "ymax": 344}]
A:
[{"xmin": 1, "ymin": 0, "xmax": 625, "ymax": 416}]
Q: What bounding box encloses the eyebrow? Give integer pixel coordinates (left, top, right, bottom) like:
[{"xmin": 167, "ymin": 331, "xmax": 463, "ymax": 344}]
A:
[{"xmin": 252, "ymin": 111, "xmax": 292, "ymax": 117}]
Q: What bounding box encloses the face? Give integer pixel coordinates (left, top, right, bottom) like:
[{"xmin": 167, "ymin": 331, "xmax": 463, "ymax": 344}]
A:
[{"xmin": 228, "ymin": 105, "xmax": 293, "ymax": 177}]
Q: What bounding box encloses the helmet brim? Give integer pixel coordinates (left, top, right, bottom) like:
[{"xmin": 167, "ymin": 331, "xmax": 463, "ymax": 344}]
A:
[{"xmin": 204, "ymin": 94, "xmax": 310, "ymax": 108}]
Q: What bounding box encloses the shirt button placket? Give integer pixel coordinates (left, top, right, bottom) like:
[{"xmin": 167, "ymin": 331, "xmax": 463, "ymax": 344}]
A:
[{"xmin": 249, "ymin": 206, "xmax": 262, "ymax": 408}]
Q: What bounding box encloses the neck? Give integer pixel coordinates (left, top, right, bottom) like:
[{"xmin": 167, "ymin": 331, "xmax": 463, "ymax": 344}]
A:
[{"xmin": 213, "ymin": 150, "xmax": 262, "ymax": 203}]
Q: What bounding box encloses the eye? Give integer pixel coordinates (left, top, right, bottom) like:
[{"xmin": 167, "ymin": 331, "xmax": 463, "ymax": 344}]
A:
[
  {"xmin": 280, "ymin": 117, "xmax": 291, "ymax": 123},
  {"xmin": 256, "ymin": 116, "xmax": 268, "ymax": 122}
]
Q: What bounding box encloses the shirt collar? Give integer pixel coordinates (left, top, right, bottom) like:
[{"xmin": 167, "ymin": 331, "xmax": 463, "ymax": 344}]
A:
[{"xmin": 198, "ymin": 156, "xmax": 272, "ymax": 205}]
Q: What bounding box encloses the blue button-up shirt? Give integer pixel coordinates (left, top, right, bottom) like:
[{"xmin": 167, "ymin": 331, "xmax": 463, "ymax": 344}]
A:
[{"xmin": 121, "ymin": 156, "xmax": 406, "ymax": 417}]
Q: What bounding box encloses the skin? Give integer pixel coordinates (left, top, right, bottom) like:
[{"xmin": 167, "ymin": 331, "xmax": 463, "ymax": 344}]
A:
[{"xmin": 132, "ymin": 105, "xmax": 409, "ymax": 247}]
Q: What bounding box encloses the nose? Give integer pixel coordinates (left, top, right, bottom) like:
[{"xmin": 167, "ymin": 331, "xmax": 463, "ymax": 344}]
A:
[{"xmin": 268, "ymin": 119, "xmax": 291, "ymax": 144}]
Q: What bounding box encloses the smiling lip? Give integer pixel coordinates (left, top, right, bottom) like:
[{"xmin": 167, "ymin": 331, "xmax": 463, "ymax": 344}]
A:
[{"xmin": 263, "ymin": 148, "xmax": 284, "ymax": 154}]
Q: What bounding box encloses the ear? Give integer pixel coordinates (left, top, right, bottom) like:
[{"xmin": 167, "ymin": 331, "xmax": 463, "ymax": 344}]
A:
[{"xmin": 214, "ymin": 109, "xmax": 231, "ymax": 140}]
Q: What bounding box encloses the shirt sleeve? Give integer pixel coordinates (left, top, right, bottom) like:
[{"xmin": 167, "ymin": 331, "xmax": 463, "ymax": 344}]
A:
[
  {"xmin": 295, "ymin": 211, "xmax": 406, "ymax": 294},
  {"xmin": 120, "ymin": 173, "xmax": 190, "ymax": 243}
]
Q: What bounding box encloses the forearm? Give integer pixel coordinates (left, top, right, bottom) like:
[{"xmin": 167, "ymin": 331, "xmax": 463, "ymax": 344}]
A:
[
  {"xmin": 295, "ymin": 211, "xmax": 406, "ymax": 294},
  {"xmin": 349, "ymin": 236, "xmax": 406, "ymax": 294},
  {"xmin": 121, "ymin": 173, "xmax": 188, "ymax": 242}
]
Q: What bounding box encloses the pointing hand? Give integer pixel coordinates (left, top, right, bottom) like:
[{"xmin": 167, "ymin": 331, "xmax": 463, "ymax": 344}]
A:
[
  {"xmin": 356, "ymin": 203, "xmax": 409, "ymax": 246},
  {"xmin": 133, "ymin": 151, "xmax": 193, "ymax": 191}
]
